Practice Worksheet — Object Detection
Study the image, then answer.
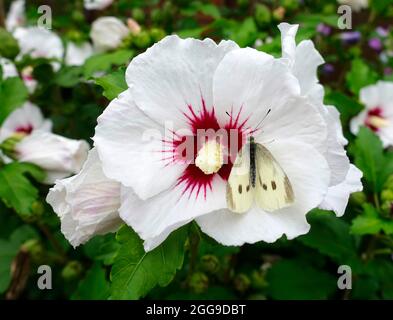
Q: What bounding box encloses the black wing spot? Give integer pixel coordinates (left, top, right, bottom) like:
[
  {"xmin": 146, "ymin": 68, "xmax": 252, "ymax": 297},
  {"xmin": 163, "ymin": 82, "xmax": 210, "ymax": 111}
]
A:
[
  {"xmin": 246, "ymin": 185, "xmax": 250, "ymax": 192},
  {"xmin": 262, "ymin": 184, "xmax": 268, "ymax": 191},
  {"xmin": 271, "ymin": 181, "xmax": 277, "ymax": 190},
  {"xmin": 238, "ymin": 184, "xmax": 243, "ymax": 194}
]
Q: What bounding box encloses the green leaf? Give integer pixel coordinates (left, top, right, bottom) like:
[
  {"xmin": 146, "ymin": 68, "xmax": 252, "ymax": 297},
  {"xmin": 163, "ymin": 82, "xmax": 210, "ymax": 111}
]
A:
[
  {"xmin": 83, "ymin": 234, "xmax": 120, "ymax": 266},
  {"xmin": 110, "ymin": 225, "xmax": 188, "ymax": 300},
  {"xmin": 0, "ymin": 163, "xmax": 45, "ymax": 218},
  {"xmin": 83, "ymin": 50, "xmax": 134, "ymax": 79},
  {"xmin": 266, "ymin": 259, "xmax": 337, "ymax": 299},
  {"xmin": 351, "ymin": 204, "xmax": 393, "ymax": 235},
  {"xmin": 0, "ymin": 77, "xmax": 28, "ymax": 125},
  {"xmin": 55, "ymin": 66, "xmax": 84, "ymax": 87},
  {"xmin": 0, "ymin": 239, "xmax": 19, "ymax": 293},
  {"xmin": 352, "ymin": 127, "xmax": 393, "ymax": 193},
  {"xmin": 95, "ymin": 68, "xmax": 127, "ymax": 100},
  {"xmin": 298, "ymin": 210, "xmax": 358, "ymax": 264},
  {"xmin": 71, "ymin": 264, "xmax": 110, "ymax": 300},
  {"xmin": 346, "ymin": 59, "xmax": 378, "ymax": 95}
]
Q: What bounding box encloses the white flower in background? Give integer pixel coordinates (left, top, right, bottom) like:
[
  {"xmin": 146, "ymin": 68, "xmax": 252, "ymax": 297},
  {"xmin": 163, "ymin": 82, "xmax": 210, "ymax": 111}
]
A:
[
  {"xmin": 84, "ymin": 0, "xmax": 113, "ymax": 10},
  {"xmin": 65, "ymin": 42, "xmax": 94, "ymax": 66},
  {"xmin": 0, "ymin": 103, "xmax": 89, "ymax": 184},
  {"xmin": 90, "ymin": 17, "xmax": 130, "ymax": 52},
  {"xmin": 0, "ymin": 58, "xmax": 18, "ymax": 79},
  {"xmin": 338, "ymin": 0, "xmax": 369, "ymax": 12},
  {"xmin": 21, "ymin": 66, "xmax": 38, "ymax": 94},
  {"xmin": 5, "ymin": 0, "xmax": 26, "ymax": 32},
  {"xmin": 13, "ymin": 27, "xmax": 64, "ymax": 71},
  {"xmin": 0, "ymin": 102, "xmax": 52, "ymax": 142},
  {"xmin": 278, "ymin": 23, "xmax": 362, "ymax": 217},
  {"xmin": 47, "ymin": 148, "xmax": 122, "ymax": 247},
  {"xmin": 93, "ymin": 34, "xmax": 345, "ymax": 251},
  {"xmin": 350, "ymin": 81, "xmax": 393, "ymax": 148}
]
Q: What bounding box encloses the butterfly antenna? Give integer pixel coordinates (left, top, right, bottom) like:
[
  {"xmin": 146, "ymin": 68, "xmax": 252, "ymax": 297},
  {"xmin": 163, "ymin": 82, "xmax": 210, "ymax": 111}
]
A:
[{"xmin": 254, "ymin": 108, "xmax": 271, "ymax": 132}]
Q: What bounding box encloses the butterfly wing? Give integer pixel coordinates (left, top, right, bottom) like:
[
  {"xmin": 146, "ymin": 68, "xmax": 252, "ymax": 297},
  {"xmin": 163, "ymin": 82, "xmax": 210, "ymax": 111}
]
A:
[
  {"xmin": 226, "ymin": 144, "xmax": 254, "ymax": 214},
  {"xmin": 254, "ymin": 143, "xmax": 295, "ymax": 212}
]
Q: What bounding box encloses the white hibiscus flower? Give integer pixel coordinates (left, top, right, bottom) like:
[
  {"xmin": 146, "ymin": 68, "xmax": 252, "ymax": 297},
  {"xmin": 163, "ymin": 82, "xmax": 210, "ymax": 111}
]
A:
[
  {"xmin": 93, "ymin": 31, "xmax": 352, "ymax": 251},
  {"xmin": 84, "ymin": 0, "xmax": 113, "ymax": 11},
  {"xmin": 0, "ymin": 103, "xmax": 89, "ymax": 184},
  {"xmin": 338, "ymin": 0, "xmax": 369, "ymax": 12},
  {"xmin": 13, "ymin": 27, "xmax": 64, "ymax": 71},
  {"xmin": 0, "ymin": 58, "xmax": 18, "ymax": 79},
  {"xmin": 5, "ymin": 0, "xmax": 26, "ymax": 32},
  {"xmin": 350, "ymin": 81, "xmax": 393, "ymax": 148},
  {"xmin": 278, "ymin": 23, "xmax": 363, "ymax": 217},
  {"xmin": 65, "ymin": 42, "xmax": 94, "ymax": 66},
  {"xmin": 90, "ymin": 17, "xmax": 130, "ymax": 52},
  {"xmin": 47, "ymin": 148, "xmax": 123, "ymax": 247}
]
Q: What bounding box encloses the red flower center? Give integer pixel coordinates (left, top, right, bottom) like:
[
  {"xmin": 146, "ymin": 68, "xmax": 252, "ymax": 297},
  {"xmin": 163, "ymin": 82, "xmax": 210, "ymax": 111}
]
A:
[
  {"xmin": 15, "ymin": 124, "xmax": 33, "ymax": 135},
  {"xmin": 365, "ymin": 107, "xmax": 384, "ymax": 132},
  {"xmin": 163, "ymin": 98, "xmax": 253, "ymax": 199}
]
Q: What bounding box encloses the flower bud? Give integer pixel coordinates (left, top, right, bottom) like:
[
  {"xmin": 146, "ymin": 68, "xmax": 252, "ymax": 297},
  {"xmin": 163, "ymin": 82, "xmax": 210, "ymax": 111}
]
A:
[
  {"xmin": 382, "ymin": 190, "xmax": 393, "ymax": 203},
  {"xmin": 133, "ymin": 31, "xmax": 152, "ymax": 49},
  {"xmin": 350, "ymin": 191, "xmax": 367, "ymax": 206},
  {"xmin": 201, "ymin": 254, "xmax": 220, "ymax": 274},
  {"xmin": 132, "ymin": 8, "xmax": 146, "ymax": 23},
  {"xmin": 273, "ymin": 7, "xmax": 286, "ymax": 21},
  {"xmin": 150, "ymin": 28, "xmax": 166, "ymax": 43},
  {"xmin": 22, "ymin": 239, "xmax": 45, "ymax": 263},
  {"xmin": 234, "ymin": 273, "xmax": 251, "ymax": 293},
  {"xmin": 61, "ymin": 261, "xmax": 83, "ymax": 281},
  {"xmin": 0, "ymin": 133, "xmax": 26, "ymax": 159},
  {"xmin": 189, "ymin": 272, "xmax": 209, "ymax": 294},
  {"xmin": 251, "ymin": 269, "xmax": 268, "ymax": 290}
]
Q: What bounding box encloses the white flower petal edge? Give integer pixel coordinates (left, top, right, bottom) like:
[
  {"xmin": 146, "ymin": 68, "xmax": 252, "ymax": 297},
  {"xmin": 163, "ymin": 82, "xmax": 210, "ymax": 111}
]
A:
[
  {"xmin": 126, "ymin": 35, "xmax": 239, "ymax": 130},
  {"xmin": 84, "ymin": 0, "xmax": 113, "ymax": 10},
  {"xmin": 0, "ymin": 102, "xmax": 52, "ymax": 142},
  {"xmin": 13, "ymin": 27, "xmax": 64, "ymax": 71},
  {"xmin": 15, "ymin": 131, "xmax": 90, "ymax": 184},
  {"xmin": 278, "ymin": 23, "xmax": 351, "ymax": 186},
  {"xmin": 319, "ymin": 165, "xmax": 363, "ymax": 217},
  {"xmin": 6, "ymin": 0, "xmax": 26, "ymax": 32},
  {"xmin": 94, "ymin": 89, "xmax": 187, "ymax": 200},
  {"xmin": 0, "ymin": 58, "xmax": 18, "ymax": 79},
  {"xmin": 65, "ymin": 42, "xmax": 94, "ymax": 67},
  {"xmin": 90, "ymin": 17, "xmax": 130, "ymax": 52},
  {"xmin": 350, "ymin": 81, "xmax": 393, "ymax": 148},
  {"xmin": 47, "ymin": 148, "xmax": 122, "ymax": 247},
  {"xmin": 196, "ymin": 140, "xmax": 330, "ymax": 246},
  {"xmin": 120, "ymin": 175, "xmax": 227, "ymax": 251},
  {"xmin": 338, "ymin": 0, "xmax": 369, "ymax": 12}
]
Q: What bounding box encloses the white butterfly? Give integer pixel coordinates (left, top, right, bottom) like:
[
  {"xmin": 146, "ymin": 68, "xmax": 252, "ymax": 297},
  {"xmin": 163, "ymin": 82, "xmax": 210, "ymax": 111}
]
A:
[{"xmin": 226, "ymin": 137, "xmax": 295, "ymax": 213}]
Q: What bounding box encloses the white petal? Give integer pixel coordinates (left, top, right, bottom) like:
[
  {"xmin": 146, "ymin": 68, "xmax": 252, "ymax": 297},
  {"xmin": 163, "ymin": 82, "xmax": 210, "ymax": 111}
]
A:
[
  {"xmin": 5, "ymin": 0, "xmax": 25, "ymax": 32},
  {"xmin": 0, "ymin": 58, "xmax": 18, "ymax": 79},
  {"xmin": 65, "ymin": 42, "xmax": 94, "ymax": 66},
  {"xmin": 16, "ymin": 131, "xmax": 89, "ymax": 184},
  {"xmin": 120, "ymin": 175, "xmax": 227, "ymax": 251},
  {"xmin": 46, "ymin": 148, "xmax": 122, "ymax": 247},
  {"xmin": 196, "ymin": 140, "xmax": 330, "ymax": 246},
  {"xmin": 13, "ymin": 27, "xmax": 64, "ymax": 71},
  {"xmin": 126, "ymin": 35, "xmax": 239, "ymax": 129},
  {"xmin": 93, "ymin": 89, "xmax": 186, "ymax": 200},
  {"xmin": 90, "ymin": 17, "xmax": 129, "ymax": 52},
  {"xmin": 338, "ymin": 0, "xmax": 369, "ymax": 12},
  {"xmin": 84, "ymin": 0, "xmax": 113, "ymax": 10},
  {"xmin": 279, "ymin": 23, "xmax": 325, "ymax": 104},
  {"xmin": 278, "ymin": 23, "xmax": 299, "ymax": 65},
  {"xmin": 0, "ymin": 102, "xmax": 52, "ymax": 142},
  {"xmin": 360, "ymin": 81, "xmax": 393, "ymax": 115},
  {"xmin": 319, "ymin": 164, "xmax": 363, "ymax": 216},
  {"xmin": 350, "ymin": 110, "xmax": 367, "ymax": 136}
]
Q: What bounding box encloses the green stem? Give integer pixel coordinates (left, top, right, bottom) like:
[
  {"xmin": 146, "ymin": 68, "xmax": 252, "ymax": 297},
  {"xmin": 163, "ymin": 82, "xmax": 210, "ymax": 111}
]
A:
[{"xmin": 374, "ymin": 192, "xmax": 381, "ymax": 211}]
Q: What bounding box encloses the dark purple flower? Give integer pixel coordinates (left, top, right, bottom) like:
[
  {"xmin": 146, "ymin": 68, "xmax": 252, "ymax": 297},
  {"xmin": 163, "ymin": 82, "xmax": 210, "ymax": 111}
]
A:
[
  {"xmin": 340, "ymin": 31, "xmax": 361, "ymax": 44},
  {"xmin": 369, "ymin": 37, "xmax": 383, "ymax": 52},
  {"xmin": 317, "ymin": 23, "xmax": 332, "ymax": 36},
  {"xmin": 322, "ymin": 63, "xmax": 335, "ymax": 75}
]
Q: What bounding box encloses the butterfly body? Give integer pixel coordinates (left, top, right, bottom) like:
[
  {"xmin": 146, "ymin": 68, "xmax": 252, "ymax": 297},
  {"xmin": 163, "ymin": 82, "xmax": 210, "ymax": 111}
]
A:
[{"xmin": 226, "ymin": 137, "xmax": 295, "ymax": 214}]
